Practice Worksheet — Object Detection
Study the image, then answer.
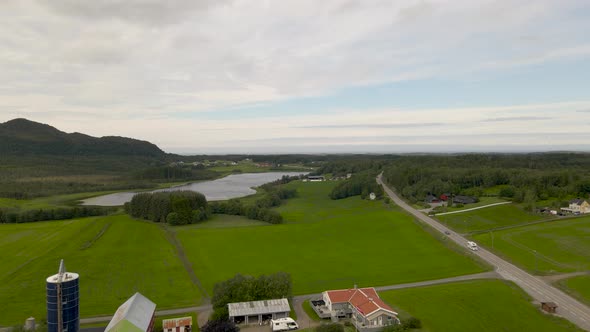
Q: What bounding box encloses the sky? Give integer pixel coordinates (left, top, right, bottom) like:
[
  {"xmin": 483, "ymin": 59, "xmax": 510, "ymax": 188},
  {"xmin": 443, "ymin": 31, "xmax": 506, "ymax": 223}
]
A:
[{"xmin": 1, "ymin": 0, "xmax": 590, "ymax": 154}]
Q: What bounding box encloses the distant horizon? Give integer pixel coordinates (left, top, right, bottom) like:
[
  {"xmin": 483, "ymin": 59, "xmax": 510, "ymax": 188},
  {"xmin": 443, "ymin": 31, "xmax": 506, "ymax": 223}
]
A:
[{"xmin": 1, "ymin": 1, "xmax": 589, "ymax": 152}]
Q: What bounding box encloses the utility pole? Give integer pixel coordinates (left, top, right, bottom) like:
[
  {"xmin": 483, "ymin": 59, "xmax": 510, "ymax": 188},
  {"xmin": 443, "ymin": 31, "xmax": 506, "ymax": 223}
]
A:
[
  {"xmin": 491, "ymin": 230, "xmax": 494, "ymax": 249},
  {"xmin": 533, "ymin": 250, "xmax": 538, "ymax": 274}
]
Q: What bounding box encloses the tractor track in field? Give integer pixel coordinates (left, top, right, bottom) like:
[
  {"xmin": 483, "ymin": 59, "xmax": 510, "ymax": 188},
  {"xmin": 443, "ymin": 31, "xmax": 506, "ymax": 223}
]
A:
[{"xmin": 163, "ymin": 224, "xmax": 210, "ymax": 301}]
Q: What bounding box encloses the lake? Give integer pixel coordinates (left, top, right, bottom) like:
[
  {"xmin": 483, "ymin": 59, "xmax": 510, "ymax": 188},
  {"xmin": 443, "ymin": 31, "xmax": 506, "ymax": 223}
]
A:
[{"xmin": 81, "ymin": 172, "xmax": 306, "ymax": 206}]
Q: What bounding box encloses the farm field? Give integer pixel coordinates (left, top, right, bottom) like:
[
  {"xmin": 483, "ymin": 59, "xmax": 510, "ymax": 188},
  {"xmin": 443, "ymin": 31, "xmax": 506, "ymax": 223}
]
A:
[
  {"xmin": 556, "ymin": 275, "xmax": 590, "ymax": 307},
  {"xmin": 380, "ymin": 279, "xmax": 583, "ymax": 332},
  {"xmin": 472, "ymin": 216, "xmax": 590, "ymax": 274},
  {"xmin": 436, "ymin": 203, "xmax": 547, "ymax": 233},
  {"xmin": 0, "ymin": 215, "xmax": 200, "ymax": 326},
  {"xmin": 176, "ymin": 181, "xmax": 488, "ymax": 295}
]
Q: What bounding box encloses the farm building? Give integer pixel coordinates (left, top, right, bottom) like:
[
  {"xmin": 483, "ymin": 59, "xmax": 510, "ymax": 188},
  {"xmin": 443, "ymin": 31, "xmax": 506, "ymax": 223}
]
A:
[
  {"xmin": 162, "ymin": 317, "xmax": 192, "ymax": 332},
  {"xmin": 228, "ymin": 298, "xmax": 291, "ymax": 325},
  {"xmin": 560, "ymin": 198, "xmax": 590, "ymax": 214},
  {"xmin": 453, "ymin": 195, "xmax": 477, "ymax": 205},
  {"xmin": 541, "ymin": 302, "xmax": 558, "ymax": 313},
  {"xmin": 424, "ymin": 194, "xmax": 440, "ymax": 204},
  {"xmin": 104, "ymin": 293, "xmax": 156, "ymax": 332},
  {"xmin": 311, "ymin": 287, "xmax": 399, "ymax": 332}
]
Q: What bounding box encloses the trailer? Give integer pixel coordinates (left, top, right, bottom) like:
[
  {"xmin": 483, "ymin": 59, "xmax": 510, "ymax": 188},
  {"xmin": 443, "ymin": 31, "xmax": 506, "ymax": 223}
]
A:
[{"xmin": 270, "ymin": 318, "xmax": 298, "ymax": 331}]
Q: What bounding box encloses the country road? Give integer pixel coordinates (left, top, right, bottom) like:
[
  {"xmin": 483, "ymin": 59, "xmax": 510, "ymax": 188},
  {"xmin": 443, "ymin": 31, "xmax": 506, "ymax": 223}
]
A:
[{"xmin": 377, "ymin": 174, "xmax": 590, "ymax": 331}]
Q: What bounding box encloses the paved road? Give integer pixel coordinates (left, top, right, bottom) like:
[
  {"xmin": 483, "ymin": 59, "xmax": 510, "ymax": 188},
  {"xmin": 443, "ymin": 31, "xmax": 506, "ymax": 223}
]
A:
[
  {"xmin": 434, "ymin": 201, "xmax": 511, "ymax": 216},
  {"xmin": 377, "ymin": 174, "xmax": 590, "ymax": 331}
]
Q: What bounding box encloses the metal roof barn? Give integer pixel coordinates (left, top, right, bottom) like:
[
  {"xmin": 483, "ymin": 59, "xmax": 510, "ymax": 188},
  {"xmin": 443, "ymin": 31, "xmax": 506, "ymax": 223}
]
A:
[
  {"xmin": 105, "ymin": 293, "xmax": 156, "ymax": 332},
  {"xmin": 228, "ymin": 299, "xmax": 291, "ymax": 325}
]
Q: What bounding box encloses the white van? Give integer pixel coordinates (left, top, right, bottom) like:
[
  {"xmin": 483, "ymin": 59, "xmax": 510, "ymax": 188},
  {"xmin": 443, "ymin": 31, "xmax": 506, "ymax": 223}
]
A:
[
  {"xmin": 271, "ymin": 318, "xmax": 298, "ymax": 331},
  {"xmin": 467, "ymin": 241, "xmax": 478, "ymax": 251}
]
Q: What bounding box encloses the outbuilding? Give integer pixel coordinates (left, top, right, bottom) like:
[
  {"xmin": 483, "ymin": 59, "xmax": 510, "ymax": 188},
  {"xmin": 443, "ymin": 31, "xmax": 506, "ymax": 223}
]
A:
[
  {"xmin": 541, "ymin": 302, "xmax": 558, "ymax": 313},
  {"xmin": 228, "ymin": 298, "xmax": 291, "ymax": 325}
]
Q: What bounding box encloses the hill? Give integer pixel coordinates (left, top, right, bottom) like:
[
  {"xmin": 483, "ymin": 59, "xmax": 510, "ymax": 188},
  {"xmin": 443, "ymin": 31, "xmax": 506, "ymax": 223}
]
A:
[{"xmin": 0, "ymin": 118, "xmax": 165, "ymax": 157}]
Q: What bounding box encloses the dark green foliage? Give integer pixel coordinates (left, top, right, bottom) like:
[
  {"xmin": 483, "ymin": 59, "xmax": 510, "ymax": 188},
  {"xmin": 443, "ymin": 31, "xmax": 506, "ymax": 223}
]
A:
[
  {"xmin": 315, "ymin": 323, "xmax": 344, "ymax": 332},
  {"xmin": 0, "ymin": 206, "xmax": 113, "ymax": 223},
  {"xmin": 201, "ymin": 319, "xmax": 240, "ymax": 332},
  {"xmin": 211, "ymin": 272, "xmax": 292, "ymax": 320},
  {"xmin": 0, "ymin": 118, "xmax": 165, "ymax": 157},
  {"xmin": 126, "ymin": 191, "xmax": 209, "ymax": 224},
  {"xmin": 329, "ymin": 171, "xmax": 384, "ymax": 200},
  {"xmin": 209, "ymin": 180, "xmax": 297, "ymax": 224},
  {"xmin": 383, "ymin": 153, "xmax": 590, "ymax": 203},
  {"xmin": 402, "ymin": 317, "xmax": 421, "ymax": 329},
  {"xmin": 133, "ymin": 166, "xmax": 219, "ymax": 181}
]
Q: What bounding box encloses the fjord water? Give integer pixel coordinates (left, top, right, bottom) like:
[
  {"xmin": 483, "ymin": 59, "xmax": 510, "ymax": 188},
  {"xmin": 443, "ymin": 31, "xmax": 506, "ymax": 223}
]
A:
[{"xmin": 81, "ymin": 172, "xmax": 306, "ymax": 206}]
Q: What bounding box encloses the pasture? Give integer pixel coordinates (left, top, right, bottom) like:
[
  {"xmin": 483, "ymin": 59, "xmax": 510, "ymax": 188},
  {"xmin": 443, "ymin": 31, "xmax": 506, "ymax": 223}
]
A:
[
  {"xmin": 380, "ymin": 279, "xmax": 583, "ymax": 332},
  {"xmin": 556, "ymin": 275, "xmax": 590, "ymax": 307},
  {"xmin": 472, "ymin": 216, "xmax": 590, "ymax": 274},
  {"xmin": 436, "ymin": 203, "xmax": 547, "ymax": 233},
  {"xmin": 176, "ymin": 181, "xmax": 487, "ymax": 295},
  {"xmin": 0, "ymin": 215, "xmax": 200, "ymax": 326}
]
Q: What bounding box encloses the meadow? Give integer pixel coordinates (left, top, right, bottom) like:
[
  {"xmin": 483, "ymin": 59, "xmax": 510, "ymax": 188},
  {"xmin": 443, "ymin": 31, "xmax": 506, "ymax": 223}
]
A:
[
  {"xmin": 0, "ymin": 215, "xmax": 200, "ymax": 326},
  {"xmin": 380, "ymin": 279, "xmax": 583, "ymax": 332},
  {"xmin": 436, "ymin": 203, "xmax": 547, "ymax": 233},
  {"xmin": 176, "ymin": 181, "xmax": 488, "ymax": 295},
  {"xmin": 556, "ymin": 275, "xmax": 590, "ymax": 307},
  {"xmin": 472, "ymin": 216, "xmax": 590, "ymax": 274}
]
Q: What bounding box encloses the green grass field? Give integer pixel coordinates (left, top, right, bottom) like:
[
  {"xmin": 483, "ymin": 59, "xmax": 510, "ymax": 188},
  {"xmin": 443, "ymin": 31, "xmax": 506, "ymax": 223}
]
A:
[
  {"xmin": 472, "ymin": 216, "xmax": 590, "ymax": 274},
  {"xmin": 176, "ymin": 181, "xmax": 487, "ymax": 295},
  {"xmin": 436, "ymin": 203, "xmax": 547, "ymax": 233},
  {"xmin": 556, "ymin": 275, "xmax": 590, "ymax": 307},
  {"xmin": 380, "ymin": 279, "xmax": 583, "ymax": 332},
  {"xmin": 0, "ymin": 215, "xmax": 200, "ymax": 326}
]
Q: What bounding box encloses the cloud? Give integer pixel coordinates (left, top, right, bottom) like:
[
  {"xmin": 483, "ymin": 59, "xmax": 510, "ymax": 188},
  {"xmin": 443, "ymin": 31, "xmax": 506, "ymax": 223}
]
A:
[
  {"xmin": 482, "ymin": 116, "xmax": 553, "ymax": 122},
  {"xmin": 295, "ymin": 123, "xmax": 444, "ymax": 129}
]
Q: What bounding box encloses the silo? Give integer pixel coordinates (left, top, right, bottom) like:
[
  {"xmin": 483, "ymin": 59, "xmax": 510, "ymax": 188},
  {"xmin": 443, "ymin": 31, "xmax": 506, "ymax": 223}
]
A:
[{"xmin": 46, "ymin": 260, "xmax": 79, "ymax": 332}]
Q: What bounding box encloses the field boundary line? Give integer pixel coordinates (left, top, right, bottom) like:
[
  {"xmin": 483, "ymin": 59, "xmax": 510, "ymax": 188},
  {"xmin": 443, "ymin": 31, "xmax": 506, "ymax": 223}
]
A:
[
  {"xmin": 162, "ymin": 224, "xmax": 210, "ymax": 301},
  {"xmin": 466, "ymin": 216, "xmax": 581, "ymax": 236},
  {"xmin": 434, "ymin": 201, "xmax": 511, "ymax": 216}
]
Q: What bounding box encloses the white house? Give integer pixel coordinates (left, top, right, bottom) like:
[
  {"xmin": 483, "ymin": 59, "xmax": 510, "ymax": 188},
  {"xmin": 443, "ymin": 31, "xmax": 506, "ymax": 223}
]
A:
[
  {"xmin": 561, "ymin": 198, "xmax": 590, "ymax": 214},
  {"xmin": 316, "ymin": 287, "xmax": 399, "ymax": 332}
]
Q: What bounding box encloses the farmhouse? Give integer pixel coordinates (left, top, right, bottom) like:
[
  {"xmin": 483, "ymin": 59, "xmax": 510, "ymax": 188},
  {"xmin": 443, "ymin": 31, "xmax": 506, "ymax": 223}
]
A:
[
  {"xmin": 311, "ymin": 287, "xmax": 399, "ymax": 332},
  {"xmin": 105, "ymin": 292, "xmax": 156, "ymax": 332},
  {"xmin": 453, "ymin": 195, "xmax": 477, "ymax": 205},
  {"xmin": 228, "ymin": 298, "xmax": 291, "ymax": 325},
  {"xmin": 162, "ymin": 317, "xmax": 192, "ymax": 332},
  {"xmin": 560, "ymin": 198, "xmax": 590, "ymax": 214},
  {"xmin": 424, "ymin": 194, "xmax": 440, "ymax": 204}
]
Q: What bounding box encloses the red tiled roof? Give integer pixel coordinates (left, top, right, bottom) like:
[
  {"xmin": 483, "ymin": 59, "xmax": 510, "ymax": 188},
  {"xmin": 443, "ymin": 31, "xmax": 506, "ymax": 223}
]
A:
[{"xmin": 325, "ymin": 287, "xmax": 396, "ymax": 316}]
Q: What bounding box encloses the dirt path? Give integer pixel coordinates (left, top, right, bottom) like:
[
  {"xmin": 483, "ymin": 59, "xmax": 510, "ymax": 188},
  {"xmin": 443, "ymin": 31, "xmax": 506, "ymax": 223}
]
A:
[
  {"xmin": 162, "ymin": 224, "xmax": 210, "ymax": 300},
  {"xmin": 434, "ymin": 201, "xmax": 512, "ymax": 216}
]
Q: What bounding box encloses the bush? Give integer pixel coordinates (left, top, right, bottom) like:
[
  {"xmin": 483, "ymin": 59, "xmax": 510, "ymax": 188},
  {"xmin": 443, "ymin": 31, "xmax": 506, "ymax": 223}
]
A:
[
  {"xmin": 402, "ymin": 317, "xmax": 421, "ymax": 329},
  {"xmin": 201, "ymin": 319, "xmax": 239, "ymax": 332},
  {"xmin": 315, "ymin": 323, "xmax": 344, "ymax": 332}
]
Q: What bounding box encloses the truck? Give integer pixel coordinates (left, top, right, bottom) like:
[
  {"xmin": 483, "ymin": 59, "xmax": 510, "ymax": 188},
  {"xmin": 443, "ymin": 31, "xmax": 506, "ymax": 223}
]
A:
[
  {"xmin": 270, "ymin": 318, "xmax": 299, "ymax": 331},
  {"xmin": 467, "ymin": 241, "xmax": 478, "ymax": 251}
]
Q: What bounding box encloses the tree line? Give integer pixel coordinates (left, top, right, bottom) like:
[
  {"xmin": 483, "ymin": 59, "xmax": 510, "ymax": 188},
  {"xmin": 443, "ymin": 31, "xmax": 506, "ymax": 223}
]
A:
[
  {"xmin": 382, "ymin": 154, "xmax": 590, "ymax": 209},
  {"xmin": 0, "ymin": 206, "xmax": 114, "ymax": 223},
  {"xmin": 124, "ymin": 191, "xmax": 210, "ymax": 225},
  {"xmin": 329, "ymin": 170, "xmax": 384, "ymax": 200}
]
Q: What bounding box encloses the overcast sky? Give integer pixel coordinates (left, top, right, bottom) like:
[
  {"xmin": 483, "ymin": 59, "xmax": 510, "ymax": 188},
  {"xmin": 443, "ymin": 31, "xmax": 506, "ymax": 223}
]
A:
[{"xmin": 1, "ymin": 0, "xmax": 590, "ymax": 154}]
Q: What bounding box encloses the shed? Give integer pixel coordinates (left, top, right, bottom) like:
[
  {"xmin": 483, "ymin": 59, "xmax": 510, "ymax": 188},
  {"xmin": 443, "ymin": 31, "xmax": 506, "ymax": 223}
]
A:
[
  {"xmin": 541, "ymin": 302, "xmax": 557, "ymax": 313},
  {"xmin": 162, "ymin": 317, "xmax": 192, "ymax": 332},
  {"xmin": 228, "ymin": 298, "xmax": 291, "ymax": 325}
]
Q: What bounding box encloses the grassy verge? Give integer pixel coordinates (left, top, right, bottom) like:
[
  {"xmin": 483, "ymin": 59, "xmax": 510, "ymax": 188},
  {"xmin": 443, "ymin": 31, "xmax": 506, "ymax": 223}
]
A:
[
  {"xmin": 437, "ymin": 204, "xmax": 547, "ymax": 233},
  {"xmin": 472, "ymin": 216, "xmax": 590, "ymax": 274},
  {"xmin": 380, "ymin": 279, "xmax": 583, "ymax": 332},
  {"xmin": 555, "ymin": 275, "xmax": 590, "ymax": 307}
]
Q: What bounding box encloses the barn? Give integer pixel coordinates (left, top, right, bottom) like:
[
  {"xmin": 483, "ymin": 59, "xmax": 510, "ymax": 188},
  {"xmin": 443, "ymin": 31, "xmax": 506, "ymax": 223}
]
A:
[{"xmin": 228, "ymin": 298, "xmax": 291, "ymax": 325}]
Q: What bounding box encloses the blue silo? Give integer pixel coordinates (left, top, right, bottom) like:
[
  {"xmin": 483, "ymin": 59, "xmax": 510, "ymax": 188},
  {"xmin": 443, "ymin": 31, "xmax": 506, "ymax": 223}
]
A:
[{"xmin": 46, "ymin": 260, "xmax": 79, "ymax": 332}]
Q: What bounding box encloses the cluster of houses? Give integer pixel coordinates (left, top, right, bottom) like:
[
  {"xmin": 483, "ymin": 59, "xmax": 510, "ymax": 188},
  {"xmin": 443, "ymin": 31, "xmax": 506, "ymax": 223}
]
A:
[{"xmin": 424, "ymin": 193, "xmax": 477, "ymax": 206}]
